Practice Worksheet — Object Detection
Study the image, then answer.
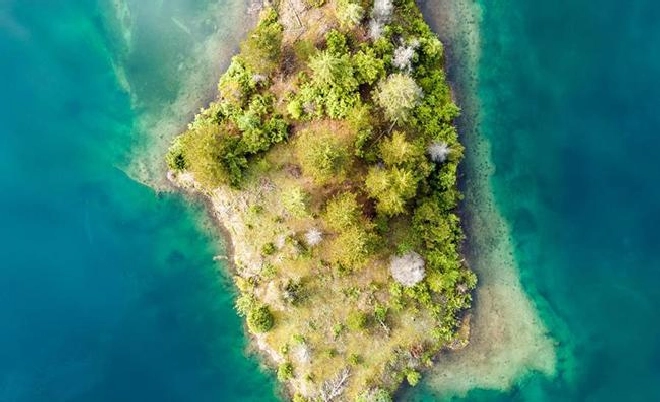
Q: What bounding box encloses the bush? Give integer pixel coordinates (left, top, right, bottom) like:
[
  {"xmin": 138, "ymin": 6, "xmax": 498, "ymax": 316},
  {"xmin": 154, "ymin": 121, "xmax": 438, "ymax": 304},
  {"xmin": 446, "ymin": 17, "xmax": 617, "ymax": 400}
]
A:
[
  {"xmin": 277, "ymin": 362, "xmax": 294, "ymax": 382},
  {"xmin": 282, "ymin": 186, "xmax": 310, "ymax": 217},
  {"xmin": 336, "ymin": 0, "xmax": 365, "ymax": 29},
  {"xmin": 329, "ymin": 225, "xmax": 376, "ymax": 268},
  {"xmin": 346, "ymin": 310, "xmax": 368, "ymax": 330},
  {"xmin": 174, "ymin": 123, "xmax": 247, "ymax": 188},
  {"xmin": 261, "ymin": 242, "xmax": 277, "ymax": 256},
  {"xmin": 405, "ymin": 369, "xmax": 421, "ymax": 386},
  {"xmin": 246, "ymin": 304, "xmax": 275, "ymax": 333}
]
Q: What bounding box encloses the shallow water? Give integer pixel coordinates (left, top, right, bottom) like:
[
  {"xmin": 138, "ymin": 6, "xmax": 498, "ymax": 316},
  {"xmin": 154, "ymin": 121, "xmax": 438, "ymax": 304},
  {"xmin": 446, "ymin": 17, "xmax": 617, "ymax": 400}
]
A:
[
  {"xmin": 2, "ymin": 0, "xmax": 660, "ymax": 401},
  {"xmin": 0, "ymin": 1, "xmax": 277, "ymax": 401},
  {"xmin": 411, "ymin": 0, "xmax": 660, "ymax": 400}
]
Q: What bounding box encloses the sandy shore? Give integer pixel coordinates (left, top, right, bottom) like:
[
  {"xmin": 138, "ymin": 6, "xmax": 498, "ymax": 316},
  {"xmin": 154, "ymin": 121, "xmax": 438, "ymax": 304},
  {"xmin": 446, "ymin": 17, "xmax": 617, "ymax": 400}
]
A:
[{"xmin": 411, "ymin": 0, "xmax": 557, "ymax": 398}]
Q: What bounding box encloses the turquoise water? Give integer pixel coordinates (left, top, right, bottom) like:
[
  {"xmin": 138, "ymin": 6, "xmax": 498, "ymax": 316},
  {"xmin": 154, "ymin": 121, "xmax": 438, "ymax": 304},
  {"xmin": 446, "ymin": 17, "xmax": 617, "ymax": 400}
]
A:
[
  {"xmin": 0, "ymin": 1, "xmax": 277, "ymax": 401},
  {"xmin": 412, "ymin": 0, "xmax": 660, "ymax": 401},
  {"xmin": 2, "ymin": 0, "xmax": 660, "ymax": 402}
]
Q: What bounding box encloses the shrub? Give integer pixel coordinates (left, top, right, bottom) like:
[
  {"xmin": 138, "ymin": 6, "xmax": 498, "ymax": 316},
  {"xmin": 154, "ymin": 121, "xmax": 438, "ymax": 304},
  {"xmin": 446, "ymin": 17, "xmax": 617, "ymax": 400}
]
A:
[
  {"xmin": 405, "ymin": 369, "xmax": 421, "ymax": 386},
  {"xmin": 282, "ymin": 186, "xmax": 310, "ymax": 217},
  {"xmin": 352, "ymin": 48, "xmax": 385, "ymax": 85},
  {"xmin": 378, "ymin": 131, "xmax": 424, "ymax": 167},
  {"xmin": 261, "ymin": 242, "xmax": 277, "ymax": 256},
  {"xmin": 277, "ymin": 362, "xmax": 294, "ymax": 382},
  {"xmin": 246, "ymin": 304, "xmax": 275, "ymax": 333},
  {"xmin": 329, "ymin": 225, "xmax": 376, "ymax": 268},
  {"xmin": 346, "ymin": 310, "xmax": 368, "ymax": 330},
  {"xmin": 175, "ymin": 123, "xmax": 247, "ymax": 188}
]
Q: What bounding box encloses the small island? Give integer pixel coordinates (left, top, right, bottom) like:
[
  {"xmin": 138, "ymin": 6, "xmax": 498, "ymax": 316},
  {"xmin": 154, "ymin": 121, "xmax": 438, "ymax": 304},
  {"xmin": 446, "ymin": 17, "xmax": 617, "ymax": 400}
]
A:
[{"xmin": 166, "ymin": 0, "xmax": 476, "ymax": 400}]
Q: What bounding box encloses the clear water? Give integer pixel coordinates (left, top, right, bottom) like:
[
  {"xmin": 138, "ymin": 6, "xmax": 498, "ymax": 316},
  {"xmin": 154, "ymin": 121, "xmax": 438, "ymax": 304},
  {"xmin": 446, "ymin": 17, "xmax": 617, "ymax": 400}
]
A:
[
  {"xmin": 2, "ymin": 0, "xmax": 659, "ymax": 401},
  {"xmin": 0, "ymin": 1, "xmax": 276, "ymax": 401},
  {"xmin": 412, "ymin": 0, "xmax": 660, "ymax": 401}
]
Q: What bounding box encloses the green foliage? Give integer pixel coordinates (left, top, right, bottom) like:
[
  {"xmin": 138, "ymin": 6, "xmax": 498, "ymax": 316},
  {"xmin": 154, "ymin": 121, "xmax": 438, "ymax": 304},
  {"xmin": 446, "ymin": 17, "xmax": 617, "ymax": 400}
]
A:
[
  {"xmin": 308, "ymin": 51, "xmax": 357, "ymax": 91},
  {"xmin": 352, "ymin": 48, "xmax": 386, "ymax": 85},
  {"xmin": 295, "ymin": 129, "xmax": 350, "ymax": 184},
  {"xmin": 378, "ymin": 131, "xmax": 425, "ymax": 168},
  {"xmin": 235, "ymin": 293, "xmax": 256, "ymax": 317},
  {"xmin": 325, "ymin": 29, "xmax": 349, "ymax": 55},
  {"xmin": 261, "ymin": 242, "xmax": 277, "ymax": 256},
  {"xmin": 336, "ymin": 0, "xmax": 365, "ymax": 29},
  {"xmin": 374, "ymin": 74, "xmax": 423, "ymax": 122},
  {"xmin": 239, "ymin": 8, "xmax": 283, "ymax": 76},
  {"xmin": 405, "ymin": 369, "xmax": 421, "ymax": 386},
  {"xmin": 365, "ymin": 166, "xmax": 419, "ymax": 216},
  {"xmin": 330, "ymin": 224, "xmax": 377, "ymax": 268},
  {"xmin": 277, "ymin": 362, "xmax": 294, "ymax": 382},
  {"xmin": 346, "ymin": 310, "xmax": 368, "ymax": 330},
  {"xmin": 247, "ymin": 304, "xmax": 275, "ymax": 333},
  {"xmin": 174, "ymin": 123, "xmax": 247, "ymax": 188},
  {"xmin": 282, "ymin": 186, "xmax": 310, "ymax": 217},
  {"xmin": 356, "ymin": 388, "xmax": 393, "ymax": 402},
  {"xmin": 218, "ymin": 57, "xmax": 258, "ymax": 106},
  {"xmin": 348, "ymin": 353, "xmax": 362, "ymax": 365},
  {"xmin": 324, "ymin": 191, "xmax": 361, "ymax": 231}
]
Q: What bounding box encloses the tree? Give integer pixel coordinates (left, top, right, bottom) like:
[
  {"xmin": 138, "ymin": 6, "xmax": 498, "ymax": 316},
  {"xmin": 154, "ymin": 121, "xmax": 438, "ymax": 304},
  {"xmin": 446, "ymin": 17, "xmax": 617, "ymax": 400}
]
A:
[
  {"xmin": 373, "ymin": 74, "xmax": 423, "ymax": 122},
  {"xmin": 174, "ymin": 123, "xmax": 247, "ymax": 188},
  {"xmin": 346, "ymin": 310, "xmax": 368, "ymax": 330},
  {"xmin": 296, "ymin": 129, "xmax": 350, "ymax": 184},
  {"xmin": 336, "ymin": 0, "xmax": 365, "ymax": 29},
  {"xmin": 247, "ymin": 304, "xmax": 275, "ymax": 333},
  {"xmin": 427, "ymin": 141, "xmax": 450, "ymax": 163},
  {"xmin": 365, "ymin": 166, "xmax": 418, "ymax": 216},
  {"xmin": 330, "ymin": 225, "xmax": 376, "ymax": 269},
  {"xmin": 378, "ymin": 131, "xmax": 424, "ymax": 167},
  {"xmin": 277, "ymin": 362, "xmax": 294, "ymax": 381},
  {"xmin": 389, "ymin": 251, "xmax": 426, "ymax": 287},
  {"xmin": 352, "ymin": 48, "xmax": 385, "ymax": 85},
  {"xmin": 309, "ymin": 51, "xmax": 357, "ymax": 91},
  {"xmin": 240, "ymin": 8, "xmax": 283, "ymax": 76},
  {"xmin": 324, "ymin": 191, "xmax": 361, "ymax": 231}
]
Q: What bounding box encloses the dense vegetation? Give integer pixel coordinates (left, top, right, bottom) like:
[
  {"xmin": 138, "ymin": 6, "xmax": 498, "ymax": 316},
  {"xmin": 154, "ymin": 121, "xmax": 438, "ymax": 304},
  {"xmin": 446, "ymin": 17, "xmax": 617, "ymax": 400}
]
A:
[{"xmin": 167, "ymin": 0, "xmax": 476, "ymax": 400}]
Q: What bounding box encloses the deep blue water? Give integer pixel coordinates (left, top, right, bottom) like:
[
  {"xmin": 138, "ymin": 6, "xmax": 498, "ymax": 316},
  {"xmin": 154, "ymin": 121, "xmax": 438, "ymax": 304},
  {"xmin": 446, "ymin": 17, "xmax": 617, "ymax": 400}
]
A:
[{"xmin": 2, "ymin": 0, "xmax": 660, "ymax": 401}]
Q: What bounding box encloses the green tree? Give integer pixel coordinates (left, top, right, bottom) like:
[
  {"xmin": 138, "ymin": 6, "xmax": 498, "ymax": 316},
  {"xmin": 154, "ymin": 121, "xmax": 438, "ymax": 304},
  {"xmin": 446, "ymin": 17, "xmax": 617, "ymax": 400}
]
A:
[
  {"xmin": 336, "ymin": 0, "xmax": 365, "ymax": 29},
  {"xmin": 365, "ymin": 166, "xmax": 418, "ymax": 216},
  {"xmin": 378, "ymin": 131, "xmax": 424, "ymax": 167},
  {"xmin": 308, "ymin": 51, "xmax": 357, "ymax": 91},
  {"xmin": 277, "ymin": 362, "xmax": 294, "ymax": 381},
  {"xmin": 330, "ymin": 225, "xmax": 376, "ymax": 268},
  {"xmin": 374, "ymin": 74, "xmax": 423, "ymax": 122},
  {"xmin": 240, "ymin": 8, "xmax": 283, "ymax": 76},
  {"xmin": 296, "ymin": 129, "xmax": 350, "ymax": 184},
  {"xmin": 324, "ymin": 191, "xmax": 361, "ymax": 230},
  {"xmin": 247, "ymin": 304, "xmax": 275, "ymax": 333},
  {"xmin": 174, "ymin": 123, "xmax": 247, "ymax": 188},
  {"xmin": 352, "ymin": 48, "xmax": 385, "ymax": 85},
  {"xmin": 346, "ymin": 310, "xmax": 368, "ymax": 330}
]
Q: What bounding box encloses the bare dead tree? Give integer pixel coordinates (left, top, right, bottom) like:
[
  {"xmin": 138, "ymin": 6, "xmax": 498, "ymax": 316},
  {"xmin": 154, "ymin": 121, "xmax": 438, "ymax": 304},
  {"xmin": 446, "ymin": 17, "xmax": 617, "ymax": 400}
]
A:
[{"xmin": 319, "ymin": 367, "xmax": 350, "ymax": 402}]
